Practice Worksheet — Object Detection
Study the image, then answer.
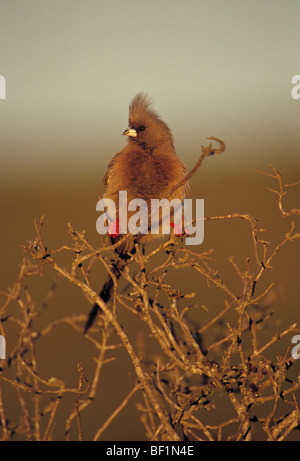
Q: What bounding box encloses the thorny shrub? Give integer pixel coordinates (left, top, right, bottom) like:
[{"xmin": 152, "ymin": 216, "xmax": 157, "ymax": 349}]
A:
[{"xmin": 0, "ymin": 156, "xmax": 299, "ymax": 441}]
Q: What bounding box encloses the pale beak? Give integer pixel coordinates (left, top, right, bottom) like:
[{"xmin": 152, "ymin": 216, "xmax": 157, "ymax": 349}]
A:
[{"xmin": 123, "ymin": 128, "xmax": 137, "ymax": 138}]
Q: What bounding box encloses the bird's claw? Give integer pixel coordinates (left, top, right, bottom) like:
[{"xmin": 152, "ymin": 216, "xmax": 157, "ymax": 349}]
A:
[
  {"xmin": 108, "ymin": 219, "xmax": 120, "ymax": 239},
  {"xmin": 170, "ymin": 216, "xmax": 190, "ymax": 237}
]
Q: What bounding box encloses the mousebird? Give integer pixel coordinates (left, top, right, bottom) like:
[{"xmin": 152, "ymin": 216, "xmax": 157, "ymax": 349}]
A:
[{"xmin": 84, "ymin": 92, "xmax": 189, "ymax": 332}]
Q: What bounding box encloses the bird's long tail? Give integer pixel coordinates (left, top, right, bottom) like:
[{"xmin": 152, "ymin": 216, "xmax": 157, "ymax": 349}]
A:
[
  {"xmin": 84, "ymin": 232, "xmax": 136, "ymax": 334},
  {"xmin": 84, "ymin": 258, "xmax": 124, "ymax": 333}
]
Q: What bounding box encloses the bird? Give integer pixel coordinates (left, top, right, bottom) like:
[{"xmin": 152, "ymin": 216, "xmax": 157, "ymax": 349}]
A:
[{"xmin": 84, "ymin": 92, "xmax": 189, "ymax": 333}]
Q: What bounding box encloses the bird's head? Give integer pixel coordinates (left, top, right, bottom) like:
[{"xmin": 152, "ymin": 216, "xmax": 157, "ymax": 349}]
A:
[{"xmin": 123, "ymin": 92, "xmax": 174, "ymax": 151}]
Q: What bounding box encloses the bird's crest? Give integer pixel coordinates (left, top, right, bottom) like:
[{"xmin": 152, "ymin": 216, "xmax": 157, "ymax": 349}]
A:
[
  {"xmin": 129, "ymin": 92, "xmax": 159, "ymax": 122},
  {"xmin": 128, "ymin": 92, "xmax": 174, "ymax": 148}
]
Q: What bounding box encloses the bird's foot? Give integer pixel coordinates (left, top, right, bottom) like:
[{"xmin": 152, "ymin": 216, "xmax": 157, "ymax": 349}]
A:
[
  {"xmin": 108, "ymin": 219, "xmax": 120, "ymax": 239},
  {"xmin": 170, "ymin": 216, "xmax": 190, "ymax": 237}
]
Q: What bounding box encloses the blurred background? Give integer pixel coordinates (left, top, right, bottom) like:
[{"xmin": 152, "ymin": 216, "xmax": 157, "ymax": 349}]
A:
[{"xmin": 0, "ymin": 0, "xmax": 299, "ymax": 440}]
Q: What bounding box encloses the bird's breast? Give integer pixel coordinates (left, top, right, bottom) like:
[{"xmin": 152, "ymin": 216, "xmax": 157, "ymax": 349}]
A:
[
  {"xmin": 126, "ymin": 152, "xmax": 177, "ymax": 199},
  {"xmin": 105, "ymin": 147, "xmax": 187, "ymax": 206}
]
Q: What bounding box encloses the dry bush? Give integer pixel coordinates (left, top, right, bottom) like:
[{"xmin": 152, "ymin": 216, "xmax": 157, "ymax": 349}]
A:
[{"xmin": 0, "ymin": 160, "xmax": 299, "ymax": 441}]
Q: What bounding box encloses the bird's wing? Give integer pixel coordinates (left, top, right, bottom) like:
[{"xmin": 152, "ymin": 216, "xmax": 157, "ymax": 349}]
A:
[
  {"xmin": 102, "ymin": 169, "xmax": 109, "ymax": 187},
  {"xmin": 102, "ymin": 152, "xmax": 122, "ymax": 188}
]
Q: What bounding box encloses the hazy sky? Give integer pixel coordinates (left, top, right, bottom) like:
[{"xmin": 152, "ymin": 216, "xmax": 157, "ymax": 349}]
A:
[{"xmin": 1, "ymin": 0, "xmax": 299, "ymax": 182}]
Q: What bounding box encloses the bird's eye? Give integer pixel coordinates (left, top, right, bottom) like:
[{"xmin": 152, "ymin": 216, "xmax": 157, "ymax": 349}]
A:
[{"xmin": 139, "ymin": 126, "xmax": 145, "ymax": 131}]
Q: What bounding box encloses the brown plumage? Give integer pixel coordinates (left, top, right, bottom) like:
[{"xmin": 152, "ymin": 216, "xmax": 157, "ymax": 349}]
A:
[{"xmin": 84, "ymin": 92, "xmax": 189, "ymax": 332}]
